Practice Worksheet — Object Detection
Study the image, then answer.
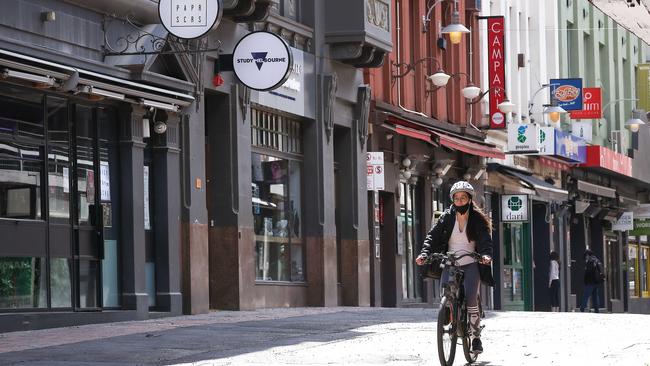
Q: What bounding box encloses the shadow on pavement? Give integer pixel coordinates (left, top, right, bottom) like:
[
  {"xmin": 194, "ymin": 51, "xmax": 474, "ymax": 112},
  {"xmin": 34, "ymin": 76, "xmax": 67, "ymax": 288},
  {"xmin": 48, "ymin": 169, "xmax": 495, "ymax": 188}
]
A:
[{"xmin": 0, "ymin": 307, "xmax": 442, "ymax": 366}]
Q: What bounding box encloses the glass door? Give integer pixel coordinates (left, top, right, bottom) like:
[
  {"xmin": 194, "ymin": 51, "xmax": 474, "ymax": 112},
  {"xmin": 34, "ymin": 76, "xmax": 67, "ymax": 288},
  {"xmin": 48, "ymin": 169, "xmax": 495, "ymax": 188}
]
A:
[
  {"xmin": 502, "ymin": 222, "xmax": 531, "ymax": 310},
  {"xmin": 72, "ymin": 105, "xmax": 101, "ymax": 310}
]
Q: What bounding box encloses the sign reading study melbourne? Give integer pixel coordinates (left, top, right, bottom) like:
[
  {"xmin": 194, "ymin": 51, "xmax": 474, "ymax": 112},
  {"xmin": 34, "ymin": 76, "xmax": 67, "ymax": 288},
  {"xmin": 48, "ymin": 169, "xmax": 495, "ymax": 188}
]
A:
[
  {"xmin": 501, "ymin": 194, "xmax": 529, "ymax": 222},
  {"xmin": 158, "ymin": 0, "xmax": 222, "ymax": 39},
  {"xmin": 232, "ymin": 31, "xmax": 293, "ymax": 91}
]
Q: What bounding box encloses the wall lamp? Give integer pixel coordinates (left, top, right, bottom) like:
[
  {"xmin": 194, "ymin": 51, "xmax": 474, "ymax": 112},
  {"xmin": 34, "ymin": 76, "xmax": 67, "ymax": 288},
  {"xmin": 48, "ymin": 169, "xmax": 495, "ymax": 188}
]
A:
[
  {"xmin": 422, "ymin": 0, "xmax": 469, "ymax": 45},
  {"xmin": 625, "ymin": 109, "xmax": 646, "ymax": 133},
  {"xmin": 464, "ymin": 86, "xmax": 516, "ymax": 114},
  {"xmin": 392, "ymin": 57, "xmax": 449, "ymax": 86},
  {"xmin": 441, "ymin": 0, "xmax": 470, "ymax": 45}
]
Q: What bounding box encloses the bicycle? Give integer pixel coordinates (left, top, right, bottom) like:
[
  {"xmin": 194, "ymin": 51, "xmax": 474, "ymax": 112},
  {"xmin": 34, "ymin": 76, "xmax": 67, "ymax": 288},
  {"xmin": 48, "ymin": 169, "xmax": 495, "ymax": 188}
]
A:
[{"xmin": 426, "ymin": 250, "xmax": 484, "ymax": 366}]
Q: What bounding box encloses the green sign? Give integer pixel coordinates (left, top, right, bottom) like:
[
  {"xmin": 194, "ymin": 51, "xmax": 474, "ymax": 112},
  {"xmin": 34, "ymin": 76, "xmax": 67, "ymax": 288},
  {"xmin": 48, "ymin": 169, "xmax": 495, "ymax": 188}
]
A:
[{"xmin": 630, "ymin": 218, "xmax": 650, "ymax": 236}]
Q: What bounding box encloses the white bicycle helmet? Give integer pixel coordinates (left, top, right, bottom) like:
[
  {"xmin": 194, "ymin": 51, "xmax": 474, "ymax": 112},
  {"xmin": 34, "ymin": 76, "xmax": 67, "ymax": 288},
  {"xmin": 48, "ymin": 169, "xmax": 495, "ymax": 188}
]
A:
[{"xmin": 449, "ymin": 181, "xmax": 475, "ymax": 199}]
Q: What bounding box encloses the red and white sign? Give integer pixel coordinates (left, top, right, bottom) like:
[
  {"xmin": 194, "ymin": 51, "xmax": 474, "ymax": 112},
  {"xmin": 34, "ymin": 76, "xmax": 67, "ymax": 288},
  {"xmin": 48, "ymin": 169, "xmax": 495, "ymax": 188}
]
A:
[
  {"xmin": 581, "ymin": 145, "xmax": 633, "ymax": 177},
  {"xmin": 366, "ymin": 152, "xmax": 385, "ymax": 191},
  {"xmin": 488, "ymin": 17, "xmax": 506, "ymax": 129},
  {"xmin": 570, "ymin": 87, "xmax": 602, "ymax": 119}
]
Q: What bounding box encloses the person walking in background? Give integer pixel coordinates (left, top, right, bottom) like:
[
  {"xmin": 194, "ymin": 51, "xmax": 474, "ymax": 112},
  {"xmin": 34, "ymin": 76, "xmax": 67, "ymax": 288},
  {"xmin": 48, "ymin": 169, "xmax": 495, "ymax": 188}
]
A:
[
  {"xmin": 580, "ymin": 249, "xmax": 605, "ymax": 313},
  {"xmin": 549, "ymin": 251, "xmax": 560, "ymax": 312}
]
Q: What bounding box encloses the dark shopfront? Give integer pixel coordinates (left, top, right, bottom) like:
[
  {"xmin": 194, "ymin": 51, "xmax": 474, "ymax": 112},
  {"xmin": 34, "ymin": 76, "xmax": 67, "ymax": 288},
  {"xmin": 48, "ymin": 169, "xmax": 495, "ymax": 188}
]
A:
[{"xmin": 0, "ymin": 59, "xmax": 192, "ymax": 331}]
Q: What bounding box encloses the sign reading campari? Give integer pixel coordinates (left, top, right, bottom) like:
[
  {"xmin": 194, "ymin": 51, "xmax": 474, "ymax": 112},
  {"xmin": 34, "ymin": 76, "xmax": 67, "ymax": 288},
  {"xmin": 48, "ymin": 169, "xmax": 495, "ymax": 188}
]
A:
[
  {"xmin": 158, "ymin": 0, "xmax": 223, "ymax": 39},
  {"xmin": 232, "ymin": 31, "xmax": 293, "ymax": 91},
  {"xmin": 501, "ymin": 194, "xmax": 529, "ymax": 222}
]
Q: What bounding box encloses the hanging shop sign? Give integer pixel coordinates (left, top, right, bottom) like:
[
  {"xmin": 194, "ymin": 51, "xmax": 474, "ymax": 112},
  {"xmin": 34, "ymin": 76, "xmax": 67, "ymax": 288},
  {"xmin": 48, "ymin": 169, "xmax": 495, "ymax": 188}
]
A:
[
  {"xmin": 554, "ymin": 129, "xmax": 586, "ymax": 163},
  {"xmin": 537, "ymin": 126, "xmax": 555, "ymax": 155},
  {"xmin": 232, "ymin": 31, "xmax": 293, "ymax": 91},
  {"xmin": 366, "ymin": 152, "xmax": 385, "ymax": 191},
  {"xmin": 550, "ymin": 78, "xmax": 583, "ymax": 111},
  {"xmin": 571, "ymin": 121, "xmax": 593, "ymax": 143},
  {"xmin": 158, "ymin": 0, "xmax": 222, "ymax": 39},
  {"xmin": 581, "ymin": 145, "xmax": 633, "ymax": 177},
  {"xmin": 569, "ymin": 87, "xmax": 602, "ymax": 119},
  {"xmin": 613, "ymin": 212, "xmax": 634, "ymax": 231},
  {"xmin": 507, "ymin": 123, "xmax": 539, "ymax": 153},
  {"xmin": 630, "ymin": 218, "xmax": 650, "ymax": 236},
  {"xmin": 501, "ymin": 194, "xmax": 529, "ymax": 222},
  {"xmin": 487, "ymin": 16, "xmax": 506, "ymax": 129}
]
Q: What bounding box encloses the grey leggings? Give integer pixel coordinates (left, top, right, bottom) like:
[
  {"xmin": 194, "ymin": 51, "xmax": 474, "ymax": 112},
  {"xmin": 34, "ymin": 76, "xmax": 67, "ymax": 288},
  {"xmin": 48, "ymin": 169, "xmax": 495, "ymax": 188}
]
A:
[{"xmin": 440, "ymin": 262, "xmax": 481, "ymax": 336}]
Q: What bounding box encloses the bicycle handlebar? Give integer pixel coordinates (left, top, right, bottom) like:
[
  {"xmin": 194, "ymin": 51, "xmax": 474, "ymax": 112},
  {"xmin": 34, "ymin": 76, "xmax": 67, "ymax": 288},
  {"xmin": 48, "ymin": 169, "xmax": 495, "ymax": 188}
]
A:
[{"xmin": 424, "ymin": 251, "xmax": 481, "ymax": 266}]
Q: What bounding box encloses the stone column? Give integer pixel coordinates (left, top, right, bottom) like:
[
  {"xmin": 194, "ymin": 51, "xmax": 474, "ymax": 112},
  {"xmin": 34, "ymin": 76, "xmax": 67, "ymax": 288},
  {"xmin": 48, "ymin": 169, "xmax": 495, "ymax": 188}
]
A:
[
  {"xmin": 118, "ymin": 105, "xmax": 148, "ymax": 318},
  {"xmin": 152, "ymin": 115, "xmax": 182, "ymax": 315}
]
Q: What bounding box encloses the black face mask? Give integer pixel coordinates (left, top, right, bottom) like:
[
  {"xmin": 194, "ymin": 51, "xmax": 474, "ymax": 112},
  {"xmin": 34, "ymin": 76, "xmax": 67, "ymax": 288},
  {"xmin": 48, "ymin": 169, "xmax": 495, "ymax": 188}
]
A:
[{"xmin": 455, "ymin": 203, "xmax": 470, "ymax": 214}]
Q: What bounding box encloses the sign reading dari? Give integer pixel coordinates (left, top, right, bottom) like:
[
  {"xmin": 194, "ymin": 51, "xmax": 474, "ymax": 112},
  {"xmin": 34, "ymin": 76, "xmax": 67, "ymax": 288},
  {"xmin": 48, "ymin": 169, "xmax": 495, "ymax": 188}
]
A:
[
  {"xmin": 501, "ymin": 194, "xmax": 529, "ymax": 222},
  {"xmin": 232, "ymin": 31, "xmax": 293, "ymax": 91},
  {"xmin": 158, "ymin": 0, "xmax": 222, "ymax": 39}
]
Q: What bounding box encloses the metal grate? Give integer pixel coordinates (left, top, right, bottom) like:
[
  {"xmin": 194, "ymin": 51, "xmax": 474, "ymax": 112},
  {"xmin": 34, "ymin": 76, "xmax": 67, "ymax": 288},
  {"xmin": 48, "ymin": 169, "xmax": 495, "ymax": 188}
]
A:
[{"xmin": 251, "ymin": 108, "xmax": 302, "ymax": 154}]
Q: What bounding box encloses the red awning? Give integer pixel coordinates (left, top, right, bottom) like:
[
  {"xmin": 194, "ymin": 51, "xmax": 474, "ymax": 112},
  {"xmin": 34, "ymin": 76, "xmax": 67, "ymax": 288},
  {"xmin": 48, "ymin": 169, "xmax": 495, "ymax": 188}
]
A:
[
  {"xmin": 432, "ymin": 132, "xmax": 505, "ymax": 159},
  {"xmin": 394, "ymin": 125, "xmax": 432, "ymax": 143}
]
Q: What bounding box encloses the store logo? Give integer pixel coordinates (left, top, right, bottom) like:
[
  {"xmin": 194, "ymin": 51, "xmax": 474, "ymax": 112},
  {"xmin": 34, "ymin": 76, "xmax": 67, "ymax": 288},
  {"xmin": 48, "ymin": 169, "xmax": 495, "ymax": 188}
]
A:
[
  {"xmin": 554, "ymin": 85, "xmax": 580, "ymax": 103},
  {"xmin": 517, "ymin": 125, "xmax": 528, "ymax": 143},
  {"xmin": 236, "ymin": 52, "xmax": 288, "ymax": 71},
  {"xmin": 507, "ymin": 196, "xmax": 523, "ymax": 212}
]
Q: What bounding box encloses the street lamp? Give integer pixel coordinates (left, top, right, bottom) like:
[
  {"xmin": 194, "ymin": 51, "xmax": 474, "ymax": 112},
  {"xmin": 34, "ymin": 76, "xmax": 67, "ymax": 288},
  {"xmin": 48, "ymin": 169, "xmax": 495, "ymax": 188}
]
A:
[
  {"xmin": 625, "ymin": 109, "xmax": 646, "ymax": 133},
  {"xmin": 441, "ymin": 0, "xmax": 470, "ymax": 44}
]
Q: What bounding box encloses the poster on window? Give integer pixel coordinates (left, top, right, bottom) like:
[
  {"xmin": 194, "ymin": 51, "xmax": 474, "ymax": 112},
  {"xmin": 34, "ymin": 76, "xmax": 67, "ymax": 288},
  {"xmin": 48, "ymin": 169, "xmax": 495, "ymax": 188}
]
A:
[
  {"xmin": 100, "ymin": 162, "xmax": 111, "ymax": 201},
  {"xmin": 86, "ymin": 169, "xmax": 95, "ymax": 203},
  {"xmin": 144, "ymin": 166, "xmax": 150, "ymax": 230},
  {"xmin": 62, "ymin": 167, "xmax": 69, "ymax": 193}
]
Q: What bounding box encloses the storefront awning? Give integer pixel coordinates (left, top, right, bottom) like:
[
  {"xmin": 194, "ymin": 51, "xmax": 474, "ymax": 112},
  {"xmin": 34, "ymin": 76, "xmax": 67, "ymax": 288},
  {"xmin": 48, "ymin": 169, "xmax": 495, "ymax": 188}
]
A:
[
  {"xmin": 577, "ymin": 179, "xmax": 616, "ymax": 199},
  {"xmin": 499, "ymin": 167, "xmax": 569, "ymax": 202},
  {"xmin": 0, "ymin": 48, "xmax": 194, "ymax": 110},
  {"xmin": 432, "ymin": 131, "xmax": 506, "ymax": 159},
  {"xmin": 381, "ymin": 123, "xmax": 433, "ymax": 144}
]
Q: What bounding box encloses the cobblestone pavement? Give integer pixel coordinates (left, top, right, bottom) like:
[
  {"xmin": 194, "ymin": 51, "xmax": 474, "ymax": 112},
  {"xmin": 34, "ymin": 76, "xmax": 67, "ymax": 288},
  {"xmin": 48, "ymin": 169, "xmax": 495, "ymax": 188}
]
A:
[{"xmin": 0, "ymin": 307, "xmax": 649, "ymax": 365}]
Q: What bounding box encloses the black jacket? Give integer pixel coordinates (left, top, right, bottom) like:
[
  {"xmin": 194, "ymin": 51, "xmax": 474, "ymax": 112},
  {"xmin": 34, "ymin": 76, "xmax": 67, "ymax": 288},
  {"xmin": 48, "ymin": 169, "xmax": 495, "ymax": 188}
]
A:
[{"xmin": 420, "ymin": 205, "xmax": 495, "ymax": 286}]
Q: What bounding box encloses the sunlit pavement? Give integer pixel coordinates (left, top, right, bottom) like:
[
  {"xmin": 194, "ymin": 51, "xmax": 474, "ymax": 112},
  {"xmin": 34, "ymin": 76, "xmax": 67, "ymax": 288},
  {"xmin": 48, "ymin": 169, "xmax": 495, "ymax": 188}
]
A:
[{"xmin": 0, "ymin": 307, "xmax": 649, "ymax": 365}]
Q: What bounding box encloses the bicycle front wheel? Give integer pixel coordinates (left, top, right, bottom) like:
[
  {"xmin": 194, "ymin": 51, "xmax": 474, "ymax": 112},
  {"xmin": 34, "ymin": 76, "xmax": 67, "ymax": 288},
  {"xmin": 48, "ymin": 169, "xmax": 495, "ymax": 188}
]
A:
[{"xmin": 437, "ymin": 297, "xmax": 457, "ymax": 366}]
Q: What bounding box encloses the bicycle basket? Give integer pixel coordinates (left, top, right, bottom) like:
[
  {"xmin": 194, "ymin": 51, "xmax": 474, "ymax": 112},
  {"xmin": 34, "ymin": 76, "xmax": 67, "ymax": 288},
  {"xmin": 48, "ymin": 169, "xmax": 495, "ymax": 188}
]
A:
[{"xmin": 421, "ymin": 258, "xmax": 443, "ymax": 279}]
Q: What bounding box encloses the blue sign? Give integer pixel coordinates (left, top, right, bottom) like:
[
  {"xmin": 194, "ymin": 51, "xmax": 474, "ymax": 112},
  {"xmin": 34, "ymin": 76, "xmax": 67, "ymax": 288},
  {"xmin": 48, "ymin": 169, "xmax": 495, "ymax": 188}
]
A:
[
  {"xmin": 554, "ymin": 129, "xmax": 586, "ymax": 163},
  {"xmin": 550, "ymin": 78, "xmax": 583, "ymax": 111}
]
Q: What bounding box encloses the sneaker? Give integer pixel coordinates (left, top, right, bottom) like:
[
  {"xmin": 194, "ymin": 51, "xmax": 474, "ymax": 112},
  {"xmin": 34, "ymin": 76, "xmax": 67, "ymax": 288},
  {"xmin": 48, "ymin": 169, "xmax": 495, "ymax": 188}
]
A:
[{"xmin": 471, "ymin": 337, "xmax": 483, "ymax": 353}]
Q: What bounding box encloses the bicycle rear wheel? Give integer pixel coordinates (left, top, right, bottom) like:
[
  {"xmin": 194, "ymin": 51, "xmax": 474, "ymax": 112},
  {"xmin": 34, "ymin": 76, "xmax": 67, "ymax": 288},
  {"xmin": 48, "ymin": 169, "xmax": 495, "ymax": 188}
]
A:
[{"xmin": 437, "ymin": 297, "xmax": 457, "ymax": 366}]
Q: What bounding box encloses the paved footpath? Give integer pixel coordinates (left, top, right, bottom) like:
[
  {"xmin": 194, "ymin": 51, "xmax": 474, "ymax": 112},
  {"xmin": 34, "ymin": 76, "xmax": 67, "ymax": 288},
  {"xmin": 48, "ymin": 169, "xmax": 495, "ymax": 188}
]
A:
[{"xmin": 0, "ymin": 307, "xmax": 649, "ymax": 365}]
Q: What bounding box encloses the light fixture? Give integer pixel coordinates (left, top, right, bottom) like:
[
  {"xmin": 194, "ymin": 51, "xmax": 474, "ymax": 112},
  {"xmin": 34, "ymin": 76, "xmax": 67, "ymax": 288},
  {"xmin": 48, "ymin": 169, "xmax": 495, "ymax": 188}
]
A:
[
  {"xmin": 427, "ymin": 70, "xmax": 451, "ymax": 87},
  {"xmin": 497, "ymin": 99, "xmax": 516, "ymax": 114},
  {"xmin": 544, "ymin": 104, "xmax": 567, "ymax": 123},
  {"xmin": 441, "ymin": 0, "xmax": 470, "ymax": 45},
  {"xmin": 141, "ymin": 99, "xmax": 180, "ymax": 112},
  {"xmin": 79, "ymin": 85, "xmax": 125, "ymax": 101},
  {"xmin": 625, "ymin": 110, "xmax": 646, "ymax": 133},
  {"xmin": 402, "ymin": 157, "xmax": 412, "ymax": 168},
  {"xmin": 461, "ymin": 83, "xmax": 481, "ymax": 99},
  {"xmin": 153, "ymin": 121, "xmax": 168, "ymax": 134},
  {"xmin": 2, "ymin": 68, "xmax": 55, "ymax": 86}
]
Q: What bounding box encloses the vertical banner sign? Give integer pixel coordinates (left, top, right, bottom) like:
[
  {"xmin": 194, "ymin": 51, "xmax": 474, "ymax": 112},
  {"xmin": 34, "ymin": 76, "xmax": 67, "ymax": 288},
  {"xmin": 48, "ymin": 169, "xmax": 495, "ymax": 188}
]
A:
[
  {"xmin": 636, "ymin": 64, "xmax": 650, "ymax": 112},
  {"xmin": 488, "ymin": 17, "xmax": 506, "ymax": 129},
  {"xmin": 569, "ymin": 87, "xmax": 602, "ymax": 119}
]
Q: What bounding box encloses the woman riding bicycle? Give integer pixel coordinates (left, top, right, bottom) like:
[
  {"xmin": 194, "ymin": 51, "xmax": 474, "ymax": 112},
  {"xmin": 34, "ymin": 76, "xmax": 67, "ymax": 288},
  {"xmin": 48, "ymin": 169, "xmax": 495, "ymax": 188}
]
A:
[{"xmin": 415, "ymin": 181, "xmax": 494, "ymax": 354}]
